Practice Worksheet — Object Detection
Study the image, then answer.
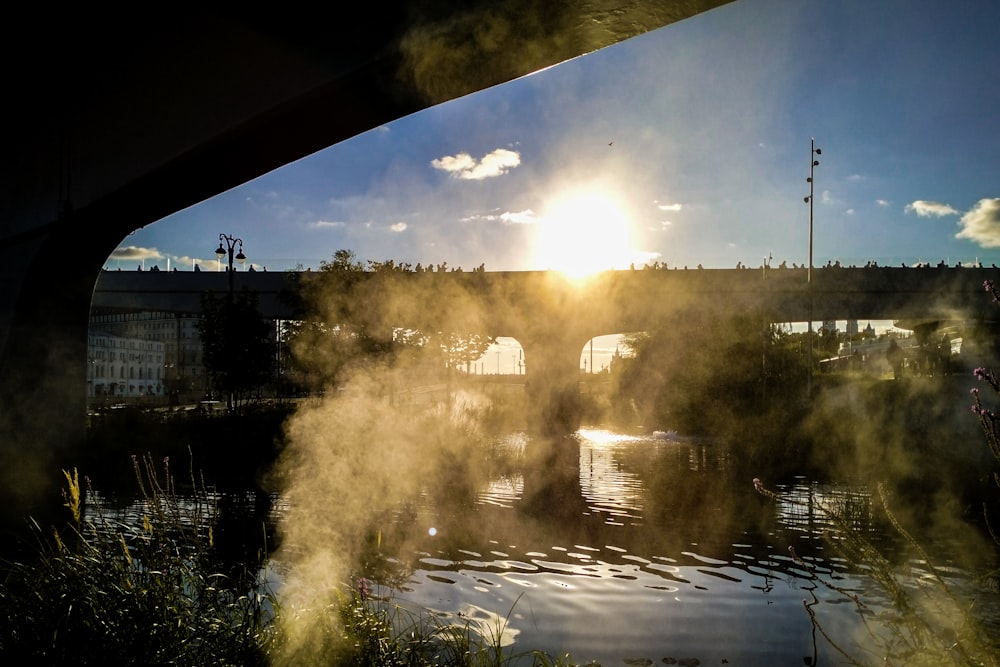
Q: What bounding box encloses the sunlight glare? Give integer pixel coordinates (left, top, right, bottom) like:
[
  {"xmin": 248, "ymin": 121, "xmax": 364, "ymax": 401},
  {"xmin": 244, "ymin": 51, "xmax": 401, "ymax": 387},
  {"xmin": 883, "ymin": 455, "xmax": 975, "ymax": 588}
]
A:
[{"xmin": 534, "ymin": 190, "xmax": 636, "ymax": 278}]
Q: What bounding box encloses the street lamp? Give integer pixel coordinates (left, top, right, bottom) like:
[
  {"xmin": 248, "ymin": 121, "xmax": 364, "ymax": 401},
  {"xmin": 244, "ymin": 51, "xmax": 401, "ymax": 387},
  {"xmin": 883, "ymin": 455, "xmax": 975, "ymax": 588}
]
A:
[
  {"xmin": 215, "ymin": 233, "xmax": 247, "ymax": 300},
  {"xmin": 804, "ymin": 139, "xmax": 821, "ymax": 284},
  {"xmin": 803, "ymin": 139, "xmax": 822, "ymax": 396},
  {"xmin": 213, "ymin": 233, "xmax": 246, "ymax": 411}
]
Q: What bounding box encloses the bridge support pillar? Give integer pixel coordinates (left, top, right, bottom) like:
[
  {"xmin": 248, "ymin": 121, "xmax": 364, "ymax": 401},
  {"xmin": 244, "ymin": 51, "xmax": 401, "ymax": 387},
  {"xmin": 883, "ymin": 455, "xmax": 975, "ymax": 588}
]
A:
[{"xmin": 522, "ymin": 331, "xmax": 586, "ymax": 436}]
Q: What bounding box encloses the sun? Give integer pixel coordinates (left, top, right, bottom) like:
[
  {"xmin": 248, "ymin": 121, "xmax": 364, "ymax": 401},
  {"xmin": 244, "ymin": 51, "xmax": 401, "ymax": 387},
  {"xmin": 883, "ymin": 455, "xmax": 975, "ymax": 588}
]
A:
[{"xmin": 533, "ymin": 190, "xmax": 636, "ymax": 278}]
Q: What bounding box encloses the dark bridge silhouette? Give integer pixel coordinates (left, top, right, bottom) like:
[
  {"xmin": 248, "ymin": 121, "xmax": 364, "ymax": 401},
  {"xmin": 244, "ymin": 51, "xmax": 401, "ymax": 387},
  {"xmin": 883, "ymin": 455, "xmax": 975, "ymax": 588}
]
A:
[{"xmin": 93, "ymin": 265, "xmax": 1000, "ymax": 430}]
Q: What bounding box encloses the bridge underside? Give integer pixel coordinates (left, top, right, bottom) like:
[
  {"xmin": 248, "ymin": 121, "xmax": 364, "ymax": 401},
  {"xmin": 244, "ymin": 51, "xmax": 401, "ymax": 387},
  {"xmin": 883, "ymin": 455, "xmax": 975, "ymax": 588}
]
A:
[{"xmin": 0, "ymin": 3, "xmax": 734, "ymax": 517}]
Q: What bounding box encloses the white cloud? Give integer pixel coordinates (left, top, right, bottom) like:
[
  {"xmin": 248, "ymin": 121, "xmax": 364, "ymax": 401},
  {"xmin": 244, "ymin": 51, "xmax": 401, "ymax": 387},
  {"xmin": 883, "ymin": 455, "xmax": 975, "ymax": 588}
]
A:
[
  {"xmin": 905, "ymin": 200, "xmax": 959, "ymax": 217},
  {"xmin": 875, "ymin": 199, "xmax": 890, "ymax": 208},
  {"xmin": 657, "ymin": 202, "xmax": 683, "ymax": 212},
  {"xmin": 955, "ymin": 198, "xmax": 1000, "ymax": 248},
  {"xmin": 390, "ymin": 222, "xmax": 408, "ymax": 233},
  {"xmin": 431, "ymin": 148, "xmax": 521, "ymax": 180},
  {"xmin": 500, "ymin": 210, "xmax": 536, "ymax": 225},
  {"xmin": 461, "ymin": 209, "xmax": 537, "ymax": 225},
  {"xmin": 110, "ymin": 245, "xmax": 162, "ymax": 261},
  {"xmin": 310, "ymin": 220, "xmax": 346, "ymax": 229},
  {"xmin": 821, "ymin": 190, "xmax": 835, "ymax": 205}
]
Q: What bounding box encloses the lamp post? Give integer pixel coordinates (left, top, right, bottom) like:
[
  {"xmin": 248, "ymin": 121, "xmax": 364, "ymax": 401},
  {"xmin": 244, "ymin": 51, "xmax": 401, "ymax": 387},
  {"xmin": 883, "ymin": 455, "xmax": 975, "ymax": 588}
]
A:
[
  {"xmin": 804, "ymin": 139, "xmax": 821, "ymax": 284},
  {"xmin": 803, "ymin": 139, "xmax": 822, "ymax": 396},
  {"xmin": 215, "ymin": 233, "xmax": 247, "ymax": 301},
  {"xmin": 214, "ymin": 233, "xmax": 246, "ymax": 411}
]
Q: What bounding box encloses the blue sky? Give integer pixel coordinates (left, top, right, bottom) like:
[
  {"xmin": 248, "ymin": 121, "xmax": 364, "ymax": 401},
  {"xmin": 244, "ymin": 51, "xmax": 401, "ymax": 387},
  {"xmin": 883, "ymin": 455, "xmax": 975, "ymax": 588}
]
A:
[
  {"xmin": 107, "ymin": 0, "xmax": 1000, "ymax": 369},
  {"xmin": 111, "ymin": 0, "xmax": 1000, "ymax": 275}
]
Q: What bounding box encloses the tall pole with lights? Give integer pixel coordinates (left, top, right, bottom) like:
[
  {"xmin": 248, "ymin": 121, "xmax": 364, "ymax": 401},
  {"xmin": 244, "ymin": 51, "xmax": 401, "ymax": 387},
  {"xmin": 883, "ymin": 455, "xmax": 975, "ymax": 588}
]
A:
[
  {"xmin": 803, "ymin": 139, "xmax": 821, "ymax": 396},
  {"xmin": 214, "ymin": 233, "xmax": 246, "ymax": 411}
]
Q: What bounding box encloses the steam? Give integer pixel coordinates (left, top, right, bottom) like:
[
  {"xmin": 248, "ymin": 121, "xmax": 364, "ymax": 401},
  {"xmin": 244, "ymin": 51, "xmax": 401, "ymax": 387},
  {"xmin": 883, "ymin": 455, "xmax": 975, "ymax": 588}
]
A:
[
  {"xmin": 396, "ymin": 3, "xmax": 668, "ymax": 107},
  {"xmin": 266, "ymin": 256, "xmax": 998, "ymax": 662},
  {"xmin": 268, "ymin": 266, "xmax": 505, "ymax": 663}
]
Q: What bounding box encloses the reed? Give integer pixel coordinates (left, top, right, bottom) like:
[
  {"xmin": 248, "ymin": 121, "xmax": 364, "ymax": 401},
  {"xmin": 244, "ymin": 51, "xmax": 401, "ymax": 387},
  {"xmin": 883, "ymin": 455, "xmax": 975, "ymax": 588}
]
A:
[
  {"xmin": 753, "ymin": 477, "xmax": 999, "ymax": 665},
  {"xmin": 333, "ymin": 584, "xmax": 581, "ymax": 667},
  {"xmin": 0, "ymin": 453, "xmax": 275, "ymax": 666}
]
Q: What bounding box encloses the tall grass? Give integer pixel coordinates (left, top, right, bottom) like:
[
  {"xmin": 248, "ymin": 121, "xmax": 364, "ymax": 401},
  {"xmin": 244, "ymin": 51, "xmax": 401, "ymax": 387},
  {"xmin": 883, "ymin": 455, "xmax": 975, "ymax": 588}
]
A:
[
  {"xmin": 753, "ymin": 477, "xmax": 998, "ymax": 665},
  {"xmin": 333, "ymin": 584, "xmax": 580, "ymax": 667},
  {"xmin": 0, "ymin": 453, "xmax": 274, "ymax": 666},
  {"xmin": 0, "ymin": 451, "xmax": 581, "ymax": 666}
]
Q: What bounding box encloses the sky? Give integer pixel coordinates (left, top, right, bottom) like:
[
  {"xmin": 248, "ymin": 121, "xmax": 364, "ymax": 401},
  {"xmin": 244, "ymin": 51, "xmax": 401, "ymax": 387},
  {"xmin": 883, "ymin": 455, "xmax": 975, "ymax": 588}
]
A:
[{"xmin": 107, "ymin": 0, "xmax": 1000, "ymax": 370}]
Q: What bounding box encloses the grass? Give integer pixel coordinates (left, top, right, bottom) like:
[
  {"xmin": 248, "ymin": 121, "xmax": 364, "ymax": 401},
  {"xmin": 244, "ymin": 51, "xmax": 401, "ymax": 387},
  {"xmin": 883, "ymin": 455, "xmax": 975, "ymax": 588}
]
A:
[
  {"xmin": 0, "ymin": 452, "xmax": 583, "ymax": 666},
  {"xmin": 0, "ymin": 454, "xmax": 274, "ymax": 666},
  {"xmin": 331, "ymin": 585, "xmax": 581, "ymax": 667}
]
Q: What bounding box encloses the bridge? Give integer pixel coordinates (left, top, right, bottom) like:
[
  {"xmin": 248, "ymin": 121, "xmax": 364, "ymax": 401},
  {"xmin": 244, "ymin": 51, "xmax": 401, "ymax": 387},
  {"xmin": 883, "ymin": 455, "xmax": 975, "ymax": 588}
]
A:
[
  {"xmin": 93, "ymin": 264, "xmax": 1000, "ymax": 329},
  {"xmin": 92, "ymin": 265, "xmax": 1000, "ymax": 430}
]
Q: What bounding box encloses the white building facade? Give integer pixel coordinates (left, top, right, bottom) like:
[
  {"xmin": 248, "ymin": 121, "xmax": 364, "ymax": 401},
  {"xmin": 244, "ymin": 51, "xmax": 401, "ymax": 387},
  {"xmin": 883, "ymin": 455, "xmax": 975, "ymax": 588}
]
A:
[
  {"xmin": 89, "ymin": 309, "xmax": 207, "ymax": 403},
  {"xmin": 87, "ymin": 332, "xmax": 166, "ymax": 401}
]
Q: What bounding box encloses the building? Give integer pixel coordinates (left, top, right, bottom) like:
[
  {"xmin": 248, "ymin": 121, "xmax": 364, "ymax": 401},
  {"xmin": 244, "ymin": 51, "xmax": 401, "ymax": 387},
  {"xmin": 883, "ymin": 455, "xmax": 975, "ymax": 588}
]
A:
[
  {"xmin": 86, "ymin": 331, "xmax": 166, "ymax": 401},
  {"xmin": 89, "ymin": 309, "xmax": 206, "ymax": 403}
]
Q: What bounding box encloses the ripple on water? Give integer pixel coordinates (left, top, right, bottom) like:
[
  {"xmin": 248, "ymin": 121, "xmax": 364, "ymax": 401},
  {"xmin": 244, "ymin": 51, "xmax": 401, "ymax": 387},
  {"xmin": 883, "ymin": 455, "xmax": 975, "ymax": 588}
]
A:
[
  {"xmin": 696, "ymin": 568, "xmax": 742, "ymax": 584},
  {"xmin": 680, "ymin": 551, "xmax": 728, "ymax": 566},
  {"xmin": 495, "ymin": 559, "xmax": 538, "ymax": 571},
  {"xmin": 622, "ymin": 554, "xmax": 651, "ymax": 564}
]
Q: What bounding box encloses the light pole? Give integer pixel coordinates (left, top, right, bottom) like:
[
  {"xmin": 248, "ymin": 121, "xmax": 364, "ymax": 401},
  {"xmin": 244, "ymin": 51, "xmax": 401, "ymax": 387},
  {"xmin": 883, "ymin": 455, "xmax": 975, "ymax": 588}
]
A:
[
  {"xmin": 214, "ymin": 234, "xmax": 246, "ymax": 411},
  {"xmin": 804, "ymin": 139, "xmax": 821, "ymax": 284},
  {"xmin": 803, "ymin": 139, "xmax": 822, "ymax": 396},
  {"xmin": 215, "ymin": 233, "xmax": 247, "ymax": 301}
]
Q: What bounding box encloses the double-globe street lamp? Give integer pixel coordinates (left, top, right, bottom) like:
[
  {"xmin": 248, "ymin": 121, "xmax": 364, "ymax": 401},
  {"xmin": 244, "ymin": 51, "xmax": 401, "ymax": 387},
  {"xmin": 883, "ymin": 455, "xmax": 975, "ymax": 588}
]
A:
[{"xmin": 214, "ymin": 233, "xmax": 246, "ymax": 411}]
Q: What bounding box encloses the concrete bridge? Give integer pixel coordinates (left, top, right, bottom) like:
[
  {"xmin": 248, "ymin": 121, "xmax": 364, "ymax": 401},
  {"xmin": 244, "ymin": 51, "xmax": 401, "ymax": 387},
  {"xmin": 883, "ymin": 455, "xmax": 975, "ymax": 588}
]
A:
[
  {"xmin": 93, "ymin": 263, "xmax": 1000, "ymax": 330},
  {"xmin": 93, "ymin": 265, "xmax": 1000, "ymax": 430}
]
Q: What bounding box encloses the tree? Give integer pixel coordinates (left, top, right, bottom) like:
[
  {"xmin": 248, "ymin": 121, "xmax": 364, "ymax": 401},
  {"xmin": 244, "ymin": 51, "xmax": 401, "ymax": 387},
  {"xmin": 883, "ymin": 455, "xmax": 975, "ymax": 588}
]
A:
[
  {"xmin": 611, "ymin": 306, "xmax": 809, "ymax": 439},
  {"xmin": 285, "ymin": 250, "xmax": 495, "ymax": 391},
  {"xmin": 197, "ymin": 288, "xmax": 277, "ymax": 410}
]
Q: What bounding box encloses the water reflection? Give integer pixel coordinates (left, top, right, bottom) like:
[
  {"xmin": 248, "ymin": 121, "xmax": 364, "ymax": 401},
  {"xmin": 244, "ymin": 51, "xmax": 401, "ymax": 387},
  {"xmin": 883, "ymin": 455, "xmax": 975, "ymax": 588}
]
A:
[
  {"xmin": 83, "ymin": 427, "xmax": 998, "ymax": 665},
  {"xmin": 376, "ymin": 428, "xmax": 998, "ymax": 665}
]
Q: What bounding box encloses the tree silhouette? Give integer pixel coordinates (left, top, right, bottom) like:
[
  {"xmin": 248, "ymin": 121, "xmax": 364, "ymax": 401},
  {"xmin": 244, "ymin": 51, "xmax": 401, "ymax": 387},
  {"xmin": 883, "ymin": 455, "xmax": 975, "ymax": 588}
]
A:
[{"xmin": 197, "ymin": 288, "xmax": 276, "ymax": 410}]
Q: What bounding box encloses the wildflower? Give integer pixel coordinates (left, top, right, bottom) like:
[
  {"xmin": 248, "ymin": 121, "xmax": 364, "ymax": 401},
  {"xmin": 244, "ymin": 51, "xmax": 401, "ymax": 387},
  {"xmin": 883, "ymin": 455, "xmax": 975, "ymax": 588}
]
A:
[
  {"xmin": 358, "ymin": 577, "xmax": 372, "ymax": 599},
  {"xmin": 985, "ymin": 280, "xmax": 994, "ymax": 292},
  {"xmin": 974, "ymin": 367, "xmax": 988, "ymax": 381},
  {"xmin": 752, "ymin": 477, "xmax": 762, "ymax": 491},
  {"xmin": 971, "ymin": 387, "xmax": 980, "ymax": 396}
]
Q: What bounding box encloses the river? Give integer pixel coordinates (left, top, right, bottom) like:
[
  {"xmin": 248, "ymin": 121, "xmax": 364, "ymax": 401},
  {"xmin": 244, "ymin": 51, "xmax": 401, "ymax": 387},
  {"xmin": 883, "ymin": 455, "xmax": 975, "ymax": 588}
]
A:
[{"xmin": 85, "ymin": 425, "xmax": 1000, "ymax": 665}]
